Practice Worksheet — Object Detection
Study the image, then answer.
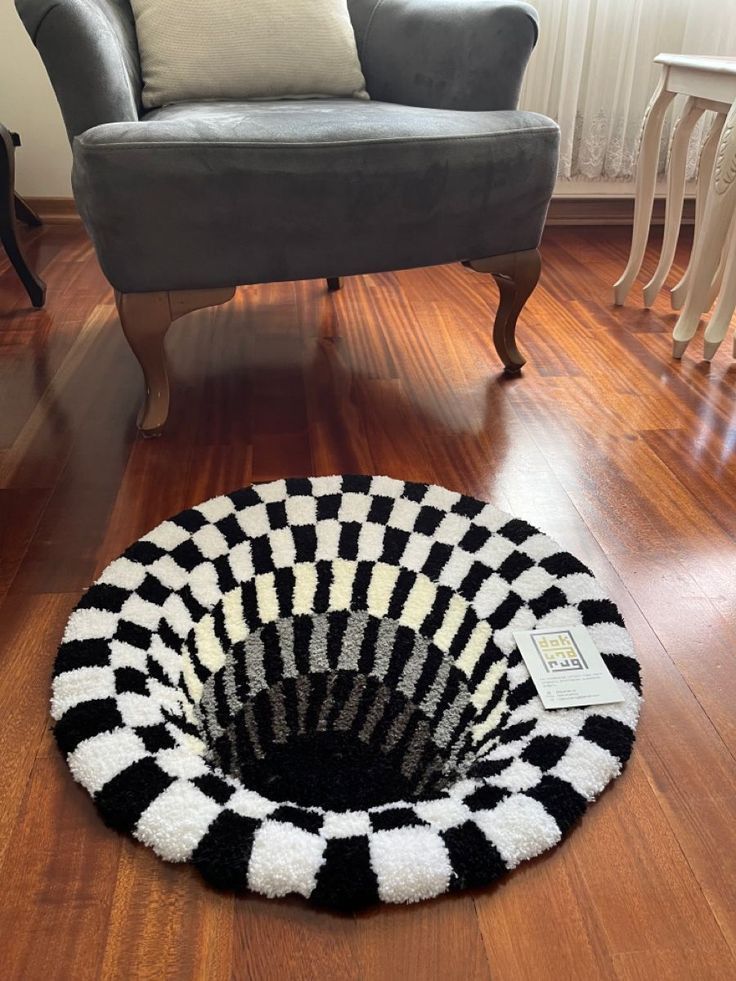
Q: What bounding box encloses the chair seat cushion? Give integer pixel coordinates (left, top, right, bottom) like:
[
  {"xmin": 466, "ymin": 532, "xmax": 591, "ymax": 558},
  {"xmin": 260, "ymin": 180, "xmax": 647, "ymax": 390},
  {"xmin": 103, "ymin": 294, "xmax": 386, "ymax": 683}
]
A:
[{"xmin": 72, "ymin": 100, "xmax": 559, "ymax": 293}]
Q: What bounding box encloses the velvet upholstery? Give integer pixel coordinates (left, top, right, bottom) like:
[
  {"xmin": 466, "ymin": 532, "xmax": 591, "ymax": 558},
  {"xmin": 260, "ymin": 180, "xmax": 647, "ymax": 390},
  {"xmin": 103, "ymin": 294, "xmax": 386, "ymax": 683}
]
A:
[
  {"xmin": 16, "ymin": 0, "xmax": 559, "ymax": 295},
  {"xmin": 349, "ymin": 0, "xmax": 538, "ymax": 111},
  {"xmin": 16, "ymin": 0, "xmax": 142, "ymax": 140},
  {"xmin": 74, "ymin": 101, "xmax": 558, "ymax": 293}
]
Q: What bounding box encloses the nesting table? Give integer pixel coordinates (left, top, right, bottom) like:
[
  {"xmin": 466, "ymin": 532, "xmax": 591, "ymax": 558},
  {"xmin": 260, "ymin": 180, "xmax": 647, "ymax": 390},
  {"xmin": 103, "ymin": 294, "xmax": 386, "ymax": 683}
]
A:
[{"xmin": 613, "ymin": 54, "xmax": 736, "ymax": 360}]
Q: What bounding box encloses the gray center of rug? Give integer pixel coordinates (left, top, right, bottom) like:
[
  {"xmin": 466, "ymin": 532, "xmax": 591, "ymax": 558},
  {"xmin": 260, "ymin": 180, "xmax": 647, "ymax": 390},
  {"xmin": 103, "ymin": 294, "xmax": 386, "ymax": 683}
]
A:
[{"xmin": 197, "ymin": 611, "xmax": 475, "ymax": 809}]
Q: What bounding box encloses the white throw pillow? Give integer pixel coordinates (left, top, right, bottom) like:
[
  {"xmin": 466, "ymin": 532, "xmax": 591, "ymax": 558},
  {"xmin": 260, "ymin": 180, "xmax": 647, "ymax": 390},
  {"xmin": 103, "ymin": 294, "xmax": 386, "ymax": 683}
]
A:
[{"xmin": 130, "ymin": 0, "xmax": 369, "ymax": 109}]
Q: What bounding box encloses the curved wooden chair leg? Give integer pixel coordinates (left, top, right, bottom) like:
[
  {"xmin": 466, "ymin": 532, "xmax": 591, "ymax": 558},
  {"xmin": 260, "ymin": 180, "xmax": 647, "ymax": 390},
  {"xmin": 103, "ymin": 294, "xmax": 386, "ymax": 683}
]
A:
[
  {"xmin": 326, "ymin": 277, "xmax": 342, "ymax": 292},
  {"xmin": 115, "ymin": 287, "xmax": 235, "ymax": 436},
  {"xmin": 466, "ymin": 248, "xmax": 542, "ymax": 373}
]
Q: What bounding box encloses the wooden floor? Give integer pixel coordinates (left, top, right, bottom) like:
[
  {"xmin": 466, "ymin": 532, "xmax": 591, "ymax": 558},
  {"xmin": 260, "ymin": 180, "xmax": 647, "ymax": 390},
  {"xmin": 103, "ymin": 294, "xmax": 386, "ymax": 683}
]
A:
[{"xmin": 1, "ymin": 222, "xmax": 735, "ymax": 981}]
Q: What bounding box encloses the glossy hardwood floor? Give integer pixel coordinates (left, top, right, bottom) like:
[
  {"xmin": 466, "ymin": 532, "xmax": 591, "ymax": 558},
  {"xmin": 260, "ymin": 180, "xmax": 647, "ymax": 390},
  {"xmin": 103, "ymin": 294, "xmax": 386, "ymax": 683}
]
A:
[{"xmin": 1, "ymin": 222, "xmax": 735, "ymax": 981}]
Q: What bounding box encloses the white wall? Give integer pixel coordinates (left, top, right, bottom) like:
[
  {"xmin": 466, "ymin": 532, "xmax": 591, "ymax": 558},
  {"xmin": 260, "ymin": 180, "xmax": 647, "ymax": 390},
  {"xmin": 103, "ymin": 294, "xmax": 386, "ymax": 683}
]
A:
[{"xmin": 0, "ymin": 0, "xmax": 72, "ymax": 196}]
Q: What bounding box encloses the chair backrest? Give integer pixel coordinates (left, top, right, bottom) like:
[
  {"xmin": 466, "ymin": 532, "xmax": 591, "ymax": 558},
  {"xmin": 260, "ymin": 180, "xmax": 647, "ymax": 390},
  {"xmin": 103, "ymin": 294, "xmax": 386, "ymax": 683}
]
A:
[
  {"xmin": 16, "ymin": 0, "xmax": 142, "ymax": 140},
  {"xmin": 346, "ymin": 0, "xmax": 383, "ymax": 53}
]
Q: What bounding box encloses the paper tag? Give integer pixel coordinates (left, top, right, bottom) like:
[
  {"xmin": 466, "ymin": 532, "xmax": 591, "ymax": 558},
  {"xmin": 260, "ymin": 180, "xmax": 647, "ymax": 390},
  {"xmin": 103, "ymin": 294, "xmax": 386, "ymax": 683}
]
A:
[{"xmin": 513, "ymin": 625, "xmax": 624, "ymax": 710}]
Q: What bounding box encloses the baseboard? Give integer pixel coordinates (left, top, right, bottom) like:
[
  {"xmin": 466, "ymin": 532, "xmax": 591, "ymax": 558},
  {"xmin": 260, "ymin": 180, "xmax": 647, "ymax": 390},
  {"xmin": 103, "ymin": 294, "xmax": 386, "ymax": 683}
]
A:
[
  {"xmin": 27, "ymin": 195, "xmax": 696, "ymax": 228},
  {"xmin": 25, "ymin": 197, "xmax": 80, "ymax": 224},
  {"xmin": 545, "ymin": 196, "xmax": 695, "ymax": 227}
]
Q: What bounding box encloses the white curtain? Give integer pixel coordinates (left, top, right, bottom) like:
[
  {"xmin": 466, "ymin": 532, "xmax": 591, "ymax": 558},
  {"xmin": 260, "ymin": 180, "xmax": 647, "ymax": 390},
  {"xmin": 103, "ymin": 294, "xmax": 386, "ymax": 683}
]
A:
[{"xmin": 520, "ymin": 0, "xmax": 736, "ymax": 181}]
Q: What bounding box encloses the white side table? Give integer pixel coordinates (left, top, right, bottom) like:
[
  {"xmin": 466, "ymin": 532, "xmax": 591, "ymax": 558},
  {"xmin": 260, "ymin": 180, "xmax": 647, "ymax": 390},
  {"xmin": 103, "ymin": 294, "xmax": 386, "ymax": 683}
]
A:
[{"xmin": 613, "ymin": 54, "xmax": 736, "ymax": 360}]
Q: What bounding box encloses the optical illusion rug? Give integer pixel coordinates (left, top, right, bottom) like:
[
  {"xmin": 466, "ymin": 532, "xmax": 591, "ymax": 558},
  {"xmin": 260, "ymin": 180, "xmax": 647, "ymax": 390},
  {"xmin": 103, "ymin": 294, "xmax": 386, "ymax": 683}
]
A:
[{"xmin": 52, "ymin": 476, "xmax": 641, "ymax": 909}]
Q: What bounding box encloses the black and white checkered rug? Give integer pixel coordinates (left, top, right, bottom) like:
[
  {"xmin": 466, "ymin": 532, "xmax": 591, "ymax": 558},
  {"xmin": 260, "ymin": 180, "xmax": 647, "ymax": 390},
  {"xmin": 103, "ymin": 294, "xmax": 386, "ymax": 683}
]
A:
[{"xmin": 52, "ymin": 476, "xmax": 641, "ymax": 909}]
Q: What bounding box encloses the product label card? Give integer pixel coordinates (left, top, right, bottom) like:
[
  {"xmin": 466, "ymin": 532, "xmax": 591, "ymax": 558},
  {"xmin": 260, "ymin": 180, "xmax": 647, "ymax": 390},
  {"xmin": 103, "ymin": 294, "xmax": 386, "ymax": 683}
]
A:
[{"xmin": 513, "ymin": 625, "xmax": 624, "ymax": 710}]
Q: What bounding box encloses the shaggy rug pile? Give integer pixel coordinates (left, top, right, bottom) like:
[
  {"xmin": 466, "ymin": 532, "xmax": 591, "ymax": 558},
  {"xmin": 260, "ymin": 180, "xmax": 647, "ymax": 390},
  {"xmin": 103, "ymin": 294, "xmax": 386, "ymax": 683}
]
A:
[{"xmin": 51, "ymin": 476, "xmax": 641, "ymax": 909}]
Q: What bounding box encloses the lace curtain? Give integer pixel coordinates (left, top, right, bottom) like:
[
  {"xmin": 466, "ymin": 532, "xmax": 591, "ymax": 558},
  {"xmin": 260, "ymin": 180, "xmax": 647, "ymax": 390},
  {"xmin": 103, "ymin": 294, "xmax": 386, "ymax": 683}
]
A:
[{"xmin": 519, "ymin": 0, "xmax": 736, "ymax": 182}]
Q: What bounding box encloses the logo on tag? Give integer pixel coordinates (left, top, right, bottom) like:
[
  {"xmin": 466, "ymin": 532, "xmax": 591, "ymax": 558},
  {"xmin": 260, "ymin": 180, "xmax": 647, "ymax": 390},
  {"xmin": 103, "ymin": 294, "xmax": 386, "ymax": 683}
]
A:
[{"xmin": 533, "ymin": 630, "xmax": 588, "ymax": 673}]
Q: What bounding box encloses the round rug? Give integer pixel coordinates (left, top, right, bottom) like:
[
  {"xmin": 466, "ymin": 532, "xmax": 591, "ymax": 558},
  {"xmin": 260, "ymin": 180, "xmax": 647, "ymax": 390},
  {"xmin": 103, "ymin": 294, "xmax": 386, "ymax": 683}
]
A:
[{"xmin": 52, "ymin": 476, "xmax": 641, "ymax": 909}]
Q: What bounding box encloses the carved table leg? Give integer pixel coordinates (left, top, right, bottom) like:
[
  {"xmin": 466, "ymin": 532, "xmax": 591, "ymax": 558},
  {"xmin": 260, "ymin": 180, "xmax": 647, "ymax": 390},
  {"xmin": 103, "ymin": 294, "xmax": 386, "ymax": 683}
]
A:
[
  {"xmin": 671, "ymin": 112, "xmax": 726, "ymax": 311},
  {"xmin": 672, "ymin": 100, "xmax": 736, "ymax": 359},
  {"xmin": 466, "ymin": 248, "xmax": 542, "ymax": 373},
  {"xmin": 613, "ymin": 72, "xmax": 676, "ymax": 306},
  {"xmin": 703, "ymin": 215, "xmax": 736, "ymax": 360},
  {"xmin": 115, "ymin": 287, "xmax": 235, "ymax": 435},
  {"xmin": 643, "ymin": 97, "xmax": 704, "ymax": 308},
  {"xmin": 0, "ymin": 124, "xmax": 46, "ymax": 308}
]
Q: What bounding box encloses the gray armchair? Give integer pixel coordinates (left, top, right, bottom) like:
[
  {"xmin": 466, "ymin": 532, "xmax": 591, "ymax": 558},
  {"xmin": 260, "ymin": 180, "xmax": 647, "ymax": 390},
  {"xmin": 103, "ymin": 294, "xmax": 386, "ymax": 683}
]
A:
[{"xmin": 16, "ymin": 0, "xmax": 559, "ymax": 434}]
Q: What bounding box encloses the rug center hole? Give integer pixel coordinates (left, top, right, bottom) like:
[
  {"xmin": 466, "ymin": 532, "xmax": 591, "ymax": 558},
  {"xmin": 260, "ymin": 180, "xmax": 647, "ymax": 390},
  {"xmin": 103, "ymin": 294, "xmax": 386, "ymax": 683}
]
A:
[
  {"xmin": 194, "ymin": 611, "xmax": 483, "ymax": 808},
  {"xmin": 222, "ymin": 730, "xmax": 432, "ymax": 810}
]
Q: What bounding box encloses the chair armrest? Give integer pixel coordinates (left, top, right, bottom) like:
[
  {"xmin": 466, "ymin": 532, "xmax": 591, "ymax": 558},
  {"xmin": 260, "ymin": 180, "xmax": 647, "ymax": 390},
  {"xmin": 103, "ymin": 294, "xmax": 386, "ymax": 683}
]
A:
[
  {"xmin": 350, "ymin": 0, "xmax": 539, "ymax": 111},
  {"xmin": 15, "ymin": 0, "xmax": 142, "ymax": 140}
]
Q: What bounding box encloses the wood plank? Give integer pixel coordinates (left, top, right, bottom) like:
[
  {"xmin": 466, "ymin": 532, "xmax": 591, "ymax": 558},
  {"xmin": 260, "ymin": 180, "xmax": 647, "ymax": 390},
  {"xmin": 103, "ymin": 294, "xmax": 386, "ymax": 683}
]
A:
[
  {"xmin": 232, "ymin": 898, "xmax": 361, "ymax": 981},
  {"xmin": 0, "ymin": 594, "xmax": 76, "ymax": 869},
  {"xmin": 353, "ymin": 896, "xmax": 491, "ymax": 981},
  {"xmin": 99, "ymin": 847, "xmax": 234, "ymax": 980},
  {"xmin": 0, "ymin": 753, "xmax": 122, "ymax": 981}
]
